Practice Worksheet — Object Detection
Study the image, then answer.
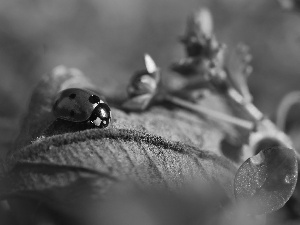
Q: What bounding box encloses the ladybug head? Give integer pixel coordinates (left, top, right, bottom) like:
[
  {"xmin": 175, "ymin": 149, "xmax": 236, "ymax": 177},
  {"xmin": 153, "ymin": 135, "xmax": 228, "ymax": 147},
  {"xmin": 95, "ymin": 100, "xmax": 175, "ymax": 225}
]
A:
[{"xmin": 89, "ymin": 103, "xmax": 111, "ymax": 128}]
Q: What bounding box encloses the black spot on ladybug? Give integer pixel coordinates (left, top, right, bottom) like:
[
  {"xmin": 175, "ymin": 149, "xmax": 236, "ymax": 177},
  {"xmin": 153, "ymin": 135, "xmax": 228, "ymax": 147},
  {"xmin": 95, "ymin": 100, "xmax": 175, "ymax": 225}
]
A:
[
  {"xmin": 89, "ymin": 95, "xmax": 100, "ymax": 104},
  {"xmin": 69, "ymin": 93, "xmax": 76, "ymax": 99},
  {"xmin": 70, "ymin": 110, "xmax": 75, "ymax": 117}
]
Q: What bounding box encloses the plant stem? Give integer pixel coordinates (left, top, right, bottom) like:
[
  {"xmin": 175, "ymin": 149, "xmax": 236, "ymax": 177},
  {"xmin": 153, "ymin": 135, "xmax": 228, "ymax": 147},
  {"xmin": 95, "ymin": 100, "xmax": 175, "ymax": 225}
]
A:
[
  {"xmin": 276, "ymin": 91, "xmax": 300, "ymax": 131},
  {"xmin": 164, "ymin": 94, "xmax": 255, "ymax": 130}
]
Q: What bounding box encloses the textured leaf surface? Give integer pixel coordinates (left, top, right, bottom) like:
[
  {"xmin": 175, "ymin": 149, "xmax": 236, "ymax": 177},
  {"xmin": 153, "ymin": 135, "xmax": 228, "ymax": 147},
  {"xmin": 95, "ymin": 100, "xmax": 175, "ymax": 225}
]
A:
[
  {"xmin": 0, "ymin": 66, "xmax": 252, "ymax": 224},
  {"xmin": 234, "ymin": 146, "xmax": 298, "ymax": 214},
  {"xmin": 2, "ymin": 125, "xmax": 237, "ymax": 225},
  {"xmin": 3, "ymin": 127, "xmax": 236, "ymax": 197},
  {"xmin": 9, "ymin": 66, "xmax": 248, "ymax": 161}
]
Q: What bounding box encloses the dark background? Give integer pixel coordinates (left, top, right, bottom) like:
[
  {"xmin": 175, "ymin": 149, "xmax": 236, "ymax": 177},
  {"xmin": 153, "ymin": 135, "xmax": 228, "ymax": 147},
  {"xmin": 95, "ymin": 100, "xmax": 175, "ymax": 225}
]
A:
[{"xmin": 0, "ymin": 0, "xmax": 300, "ymax": 154}]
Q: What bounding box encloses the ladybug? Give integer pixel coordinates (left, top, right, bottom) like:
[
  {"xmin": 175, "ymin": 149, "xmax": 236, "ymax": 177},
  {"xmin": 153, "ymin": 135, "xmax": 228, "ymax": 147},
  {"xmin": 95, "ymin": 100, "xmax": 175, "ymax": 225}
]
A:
[{"xmin": 53, "ymin": 88, "xmax": 111, "ymax": 128}]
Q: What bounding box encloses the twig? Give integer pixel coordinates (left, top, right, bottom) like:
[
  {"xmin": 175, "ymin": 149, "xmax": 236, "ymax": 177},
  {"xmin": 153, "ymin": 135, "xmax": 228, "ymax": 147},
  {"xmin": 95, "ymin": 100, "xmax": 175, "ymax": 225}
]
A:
[
  {"xmin": 164, "ymin": 94, "xmax": 255, "ymax": 130},
  {"xmin": 276, "ymin": 91, "xmax": 300, "ymax": 131}
]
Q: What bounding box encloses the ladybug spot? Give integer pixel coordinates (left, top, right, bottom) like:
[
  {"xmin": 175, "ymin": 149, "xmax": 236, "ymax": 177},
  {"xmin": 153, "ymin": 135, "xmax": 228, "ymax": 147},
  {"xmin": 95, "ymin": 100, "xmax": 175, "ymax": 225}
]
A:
[
  {"xmin": 89, "ymin": 95, "xmax": 100, "ymax": 104},
  {"xmin": 70, "ymin": 110, "xmax": 75, "ymax": 117},
  {"xmin": 69, "ymin": 93, "xmax": 76, "ymax": 99}
]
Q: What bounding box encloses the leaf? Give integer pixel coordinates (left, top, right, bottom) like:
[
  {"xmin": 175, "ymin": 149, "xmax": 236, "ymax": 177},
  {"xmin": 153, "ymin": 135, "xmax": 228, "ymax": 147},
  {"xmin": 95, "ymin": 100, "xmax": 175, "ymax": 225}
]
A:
[
  {"xmin": 185, "ymin": 8, "xmax": 213, "ymax": 40},
  {"xmin": 0, "ymin": 118, "xmax": 19, "ymax": 160},
  {"xmin": 1, "ymin": 128, "xmax": 238, "ymax": 225},
  {"xmin": 171, "ymin": 58, "xmax": 201, "ymax": 76},
  {"xmin": 122, "ymin": 94, "xmax": 154, "ymax": 111},
  {"xmin": 127, "ymin": 74, "xmax": 157, "ymax": 97},
  {"xmin": 174, "ymin": 8, "xmax": 224, "ymax": 77},
  {"xmin": 144, "ymin": 53, "xmax": 158, "ymax": 74},
  {"xmin": 234, "ymin": 146, "xmax": 298, "ymax": 215}
]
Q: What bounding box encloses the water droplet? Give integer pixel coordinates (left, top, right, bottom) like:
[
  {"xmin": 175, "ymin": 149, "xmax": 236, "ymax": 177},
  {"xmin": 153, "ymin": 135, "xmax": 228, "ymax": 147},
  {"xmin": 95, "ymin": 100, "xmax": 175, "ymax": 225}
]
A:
[
  {"xmin": 285, "ymin": 175, "xmax": 291, "ymax": 184},
  {"xmin": 285, "ymin": 174, "xmax": 296, "ymax": 184},
  {"xmin": 31, "ymin": 135, "xmax": 45, "ymax": 144}
]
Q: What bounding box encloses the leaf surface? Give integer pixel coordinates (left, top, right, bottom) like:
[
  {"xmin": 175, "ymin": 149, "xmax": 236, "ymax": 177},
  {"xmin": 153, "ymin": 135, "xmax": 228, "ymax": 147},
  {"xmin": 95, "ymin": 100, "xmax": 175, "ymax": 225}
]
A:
[{"xmin": 234, "ymin": 146, "xmax": 298, "ymax": 214}]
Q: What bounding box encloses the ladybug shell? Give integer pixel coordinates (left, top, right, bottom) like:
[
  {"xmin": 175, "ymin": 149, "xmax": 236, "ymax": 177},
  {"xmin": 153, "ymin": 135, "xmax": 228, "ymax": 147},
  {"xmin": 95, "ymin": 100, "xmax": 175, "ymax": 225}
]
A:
[{"xmin": 53, "ymin": 88, "xmax": 103, "ymax": 122}]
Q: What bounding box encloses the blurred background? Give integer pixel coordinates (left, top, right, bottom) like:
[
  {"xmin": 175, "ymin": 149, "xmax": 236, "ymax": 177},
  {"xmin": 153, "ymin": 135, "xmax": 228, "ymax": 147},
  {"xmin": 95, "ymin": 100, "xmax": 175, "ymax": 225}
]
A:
[{"xmin": 0, "ymin": 0, "xmax": 300, "ymax": 156}]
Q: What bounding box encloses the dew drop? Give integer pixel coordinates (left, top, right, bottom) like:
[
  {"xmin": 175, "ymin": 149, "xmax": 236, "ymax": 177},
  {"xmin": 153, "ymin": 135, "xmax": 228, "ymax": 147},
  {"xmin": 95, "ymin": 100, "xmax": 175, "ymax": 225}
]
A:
[
  {"xmin": 285, "ymin": 175, "xmax": 291, "ymax": 184},
  {"xmin": 31, "ymin": 135, "xmax": 45, "ymax": 144},
  {"xmin": 284, "ymin": 174, "xmax": 296, "ymax": 184}
]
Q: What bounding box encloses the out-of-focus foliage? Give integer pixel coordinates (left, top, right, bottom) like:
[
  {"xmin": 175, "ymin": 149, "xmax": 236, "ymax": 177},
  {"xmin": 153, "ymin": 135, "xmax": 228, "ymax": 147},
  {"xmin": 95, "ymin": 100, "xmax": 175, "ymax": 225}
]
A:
[
  {"xmin": 278, "ymin": 0, "xmax": 300, "ymax": 10},
  {"xmin": 123, "ymin": 55, "xmax": 161, "ymax": 111},
  {"xmin": 0, "ymin": 0, "xmax": 300, "ymax": 119}
]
